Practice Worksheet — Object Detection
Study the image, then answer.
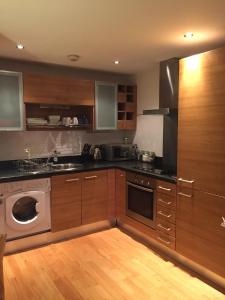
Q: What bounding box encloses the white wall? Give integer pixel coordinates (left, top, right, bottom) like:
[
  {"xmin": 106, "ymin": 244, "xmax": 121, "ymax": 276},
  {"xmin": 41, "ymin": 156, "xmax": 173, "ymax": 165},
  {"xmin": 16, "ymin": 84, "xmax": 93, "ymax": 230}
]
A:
[
  {"xmin": 0, "ymin": 130, "xmax": 133, "ymax": 161},
  {"xmin": 133, "ymin": 63, "xmax": 164, "ymax": 156}
]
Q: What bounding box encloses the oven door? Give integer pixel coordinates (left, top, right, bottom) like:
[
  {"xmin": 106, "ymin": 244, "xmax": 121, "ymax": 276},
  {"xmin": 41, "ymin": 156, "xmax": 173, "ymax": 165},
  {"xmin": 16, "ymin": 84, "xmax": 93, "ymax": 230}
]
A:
[{"xmin": 126, "ymin": 181, "xmax": 156, "ymax": 228}]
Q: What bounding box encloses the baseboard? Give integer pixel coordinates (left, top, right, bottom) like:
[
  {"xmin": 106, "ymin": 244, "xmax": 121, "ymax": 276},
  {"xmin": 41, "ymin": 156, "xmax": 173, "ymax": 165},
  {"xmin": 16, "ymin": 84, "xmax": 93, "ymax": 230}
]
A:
[
  {"xmin": 5, "ymin": 219, "xmax": 116, "ymax": 255},
  {"xmin": 118, "ymin": 221, "xmax": 225, "ymax": 294}
]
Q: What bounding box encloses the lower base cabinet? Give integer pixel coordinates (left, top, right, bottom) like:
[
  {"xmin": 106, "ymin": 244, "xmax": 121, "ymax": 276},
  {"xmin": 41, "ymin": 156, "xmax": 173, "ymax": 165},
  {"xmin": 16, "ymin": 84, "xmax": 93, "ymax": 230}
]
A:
[
  {"xmin": 176, "ymin": 190, "xmax": 225, "ymax": 278},
  {"xmin": 0, "ymin": 235, "xmax": 5, "ymax": 300},
  {"xmin": 115, "ymin": 169, "xmax": 126, "ymax": 218},
  {"xmin": 82, "ymin": 170, "xmax": 108, "ymax": 225},
  {"xmin": 51, "ymin": 173, "xmax": 82, "ymax": 232},
  {"xmin": 51, "ymin": 170, "xmax": 112, "ymax": 232}
]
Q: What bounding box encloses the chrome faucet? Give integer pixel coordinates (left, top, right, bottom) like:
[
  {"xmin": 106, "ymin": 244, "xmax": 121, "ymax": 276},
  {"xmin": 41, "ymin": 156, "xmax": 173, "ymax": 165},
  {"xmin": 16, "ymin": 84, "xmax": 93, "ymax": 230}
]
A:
[{"xmin": 46, "ymin": 150, "xmax": 60, "ymax": 165}]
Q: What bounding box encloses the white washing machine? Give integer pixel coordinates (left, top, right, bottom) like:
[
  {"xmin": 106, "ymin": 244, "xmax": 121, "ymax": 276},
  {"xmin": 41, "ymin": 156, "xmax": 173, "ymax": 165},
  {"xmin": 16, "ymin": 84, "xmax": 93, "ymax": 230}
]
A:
[{"xmin": 0, "ymin": 178, "xmax": 51, "ymax": 240}]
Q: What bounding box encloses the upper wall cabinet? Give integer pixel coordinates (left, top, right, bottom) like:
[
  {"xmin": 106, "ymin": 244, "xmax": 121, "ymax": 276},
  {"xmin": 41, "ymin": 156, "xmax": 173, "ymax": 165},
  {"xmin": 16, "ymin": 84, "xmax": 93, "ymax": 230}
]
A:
[
  {"xmin": 0, "ymin": 71, "xmax": 24, "ymax": 131},
  {"xmin": 95, "ymin": 81, "xmax": 117, "ymax": 130},
  {"xmin": 23, "ymin": 73, "xmax": 95, "ymax": 106}
]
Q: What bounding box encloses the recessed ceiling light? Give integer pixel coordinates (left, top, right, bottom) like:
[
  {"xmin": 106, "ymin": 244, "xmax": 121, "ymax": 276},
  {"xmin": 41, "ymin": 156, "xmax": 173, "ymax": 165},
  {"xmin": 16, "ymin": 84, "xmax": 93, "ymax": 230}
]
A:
[
  {"xmin": 184, "ymin": 32, "xmax": 194, "ymax": 39},
  {"xmin": 114, "ymin": 60, "xmax": 120, "ymax": 65},
  {"xmin": 67, "ymin": 54, "xmax": 80, "ymax": 62},
  {"xmin": 16, "ymin": 43, "xmax": 24, "ymax": 50}
]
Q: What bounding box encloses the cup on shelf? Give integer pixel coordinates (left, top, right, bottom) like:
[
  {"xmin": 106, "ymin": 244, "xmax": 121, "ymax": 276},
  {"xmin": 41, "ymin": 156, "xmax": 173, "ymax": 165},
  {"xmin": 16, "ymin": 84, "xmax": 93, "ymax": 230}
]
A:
[
  {"xmin": 72, "ymin": 117, "xmax": 79, "ymax": 126},
  {"xmin": 62, "ymin": 117, "xmax": 72, "ymax": 126}
]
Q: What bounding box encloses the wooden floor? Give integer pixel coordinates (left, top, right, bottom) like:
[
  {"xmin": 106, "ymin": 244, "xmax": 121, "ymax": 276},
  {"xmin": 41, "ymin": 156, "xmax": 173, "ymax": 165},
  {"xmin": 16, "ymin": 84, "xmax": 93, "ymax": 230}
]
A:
[{"xmin": 4, "ymin": 228, "xmax": 225, "ymax": 300}]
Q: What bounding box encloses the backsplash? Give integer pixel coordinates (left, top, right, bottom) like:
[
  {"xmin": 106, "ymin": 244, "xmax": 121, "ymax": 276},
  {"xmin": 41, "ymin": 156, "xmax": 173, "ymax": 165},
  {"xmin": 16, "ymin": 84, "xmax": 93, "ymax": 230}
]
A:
[{"xmin": 0, "ymin": 130, "xmax": 134, "ymax": 161}]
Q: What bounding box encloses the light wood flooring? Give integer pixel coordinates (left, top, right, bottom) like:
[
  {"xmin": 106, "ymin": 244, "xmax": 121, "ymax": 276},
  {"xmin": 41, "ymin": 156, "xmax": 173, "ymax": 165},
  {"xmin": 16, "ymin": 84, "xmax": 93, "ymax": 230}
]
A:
[{"xmin": 4, "ymin": 228, "xmax": 225, "ymax": 300}]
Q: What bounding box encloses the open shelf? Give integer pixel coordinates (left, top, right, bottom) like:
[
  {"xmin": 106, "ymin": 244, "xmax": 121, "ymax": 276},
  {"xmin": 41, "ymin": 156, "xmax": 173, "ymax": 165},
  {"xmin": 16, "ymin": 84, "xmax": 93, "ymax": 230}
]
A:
[
  {"xmin": 25, "ymin": 103, "xmax": 94, "ymax": 131},
  {"xmin": 117, "ymin": 84, "xmax": 137, "ymax": 130}
]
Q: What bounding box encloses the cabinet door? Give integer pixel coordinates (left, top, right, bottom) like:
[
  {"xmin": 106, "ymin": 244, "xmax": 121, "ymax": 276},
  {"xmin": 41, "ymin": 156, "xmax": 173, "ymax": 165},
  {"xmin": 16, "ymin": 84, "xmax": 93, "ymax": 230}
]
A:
[
  {"xmin": 95, "ymin": 82, "xmax": 117, "ymax": 130},
  {"xmin": 115, "ymin": 170, "xmax": 126, "ymax": 218},
  {"xmin": 23, "ymin": 73, "xmax": 95, "ymax": 105},
  {"xmin": 0, "ymin": 71, "xmax": 24, "ymax": 130},
  {"xmin": 82, "ymin": 170, "xmax": 108, "ymax": 224},
  {"xmin": 0, "ymin": 235, "xmax": 5, "ymax": 300},
  {"xmin": 176, "ymin": 190, "xmax": 225, "ymax": 277},
  {"xmin": 51, "ymin": 174, "xmax": 82, "ymax": 232},
  {"xmin": 178, "ymin": 47, "xmax": 225, "ymax": 195}
]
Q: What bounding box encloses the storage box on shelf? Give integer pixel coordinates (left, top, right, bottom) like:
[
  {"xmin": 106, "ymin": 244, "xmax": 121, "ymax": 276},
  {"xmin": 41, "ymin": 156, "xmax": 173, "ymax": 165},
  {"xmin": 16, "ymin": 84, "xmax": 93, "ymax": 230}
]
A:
[
  {"xmin": 117, "ymin": 84, "xmax": 137, "ymax": 130},
  {"xmin": 155, "ymin": 180, "xmax": 177, "ymax": 249}
]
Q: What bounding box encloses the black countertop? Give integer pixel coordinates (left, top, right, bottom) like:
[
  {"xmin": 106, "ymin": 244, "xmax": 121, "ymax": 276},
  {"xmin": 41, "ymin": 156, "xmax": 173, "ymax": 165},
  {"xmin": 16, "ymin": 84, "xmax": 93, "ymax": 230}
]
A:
[{"xmin": 0, "ymin": 160, "xmax": 177, "ymax": 184}]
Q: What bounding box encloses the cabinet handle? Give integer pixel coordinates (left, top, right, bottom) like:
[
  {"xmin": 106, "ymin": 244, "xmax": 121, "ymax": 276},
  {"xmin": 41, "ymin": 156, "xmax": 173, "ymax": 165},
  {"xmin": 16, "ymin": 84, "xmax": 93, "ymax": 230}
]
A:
[
  {"xmin": 84, "ymin": 175, "xmax": 98, "ymax": 180},
  {"xmin": 65, "ymin": 178, "xmax": 80, "ymax": 182},
  {"xmin": 158, "ymin": 211, "xmax": 172, "ymax": 218},
  {"xmin": 178, "ymin": 192, "xmax": 192, "ymax": 198},
  {"xmin": 158, "ymin": 198, "xmax": 172, "ymax": 205},
  {"xmin": 157, "ymin": 236, "xmax": 171, "ymax": 245},
  {"xmin": 157, "ymin": 223, "xmax": 171, "ymax": 231},
  {"xmin": 178, "ymin": 178, "xmax": 194, "ymax": 184},
  {"xmin": 221, "ymin": 217, "xmax": 225, "ymax": 228},
  {"xmin": 158, "ymin": 186, "xmax": 171, "ymax": 192}
]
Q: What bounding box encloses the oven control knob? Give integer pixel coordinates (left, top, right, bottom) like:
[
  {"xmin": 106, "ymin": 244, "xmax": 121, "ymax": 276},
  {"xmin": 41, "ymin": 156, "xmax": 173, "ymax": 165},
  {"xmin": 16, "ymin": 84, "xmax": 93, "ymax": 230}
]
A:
[
  {"xmin": 147, "ymin": 181, "xmax": 150, "ymax": 185},
  {"xmin": 141, "ymin": 180, "xmax": 144, "ymax": 185}
]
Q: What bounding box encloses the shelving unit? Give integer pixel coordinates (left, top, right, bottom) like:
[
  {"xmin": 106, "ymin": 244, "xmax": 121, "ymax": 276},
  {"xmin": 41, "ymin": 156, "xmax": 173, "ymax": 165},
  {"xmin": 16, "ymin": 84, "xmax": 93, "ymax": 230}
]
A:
[
  {"xmin": 117, "ymin": 85, "xmax": 137, "ymax": 129},
  {"xmin": 25, "ymin": 103, "xmax": 94, "ymax": 131}
]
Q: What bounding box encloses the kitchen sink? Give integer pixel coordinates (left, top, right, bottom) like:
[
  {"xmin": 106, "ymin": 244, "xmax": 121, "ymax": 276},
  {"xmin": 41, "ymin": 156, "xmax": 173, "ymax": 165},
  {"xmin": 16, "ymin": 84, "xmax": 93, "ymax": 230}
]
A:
[{"xmin": 50, "ymin": 163, "xmax": 83, "ymax": 170}]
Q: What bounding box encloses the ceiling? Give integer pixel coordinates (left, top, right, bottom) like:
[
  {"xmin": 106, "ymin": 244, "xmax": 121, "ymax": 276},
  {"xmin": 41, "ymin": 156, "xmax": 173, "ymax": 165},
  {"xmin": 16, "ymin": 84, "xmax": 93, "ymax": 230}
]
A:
[{"xmin": 0, "ymin": 0, "xmax": 225, "ymax": 74}]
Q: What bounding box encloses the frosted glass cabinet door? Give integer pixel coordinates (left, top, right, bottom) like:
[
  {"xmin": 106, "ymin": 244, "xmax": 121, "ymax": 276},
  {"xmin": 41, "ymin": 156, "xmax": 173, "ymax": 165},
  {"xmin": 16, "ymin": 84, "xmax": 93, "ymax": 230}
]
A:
[
  {"xmin": 0, "ymin": 71, "xmax": 24, "ymax": 131},
  {"xmin": 95, "ymin": 82, "xmax": 117, "ymax": 130}
]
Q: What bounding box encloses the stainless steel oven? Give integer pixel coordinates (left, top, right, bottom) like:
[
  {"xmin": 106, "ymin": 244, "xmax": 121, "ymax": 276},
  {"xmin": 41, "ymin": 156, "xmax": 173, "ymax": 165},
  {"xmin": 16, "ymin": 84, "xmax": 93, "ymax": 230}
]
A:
[{"xmin": 126, "ymin": 172, "xmax": 156, "ymax": 228}]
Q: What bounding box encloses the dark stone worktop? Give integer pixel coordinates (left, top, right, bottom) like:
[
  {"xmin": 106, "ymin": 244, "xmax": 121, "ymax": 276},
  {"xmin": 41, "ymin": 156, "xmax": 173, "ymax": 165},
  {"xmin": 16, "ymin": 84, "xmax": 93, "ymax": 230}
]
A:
[{"xmin": 0, "ymin": 160, "xmax": 177, "ymax": 184}]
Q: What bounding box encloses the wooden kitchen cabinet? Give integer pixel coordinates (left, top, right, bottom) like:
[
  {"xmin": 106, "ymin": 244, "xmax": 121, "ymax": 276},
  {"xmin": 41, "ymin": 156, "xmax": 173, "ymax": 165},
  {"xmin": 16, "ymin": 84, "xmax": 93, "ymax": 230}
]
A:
[
  {"xmin": 176, "ymin": 190, "xmax": 225, "ymax": 278},
  {"xmin": 51, "ymin": 173, "xmax": 82, "ymax": 232},
  {"xmin": 155, "ymin": 180, "xmax": 177, "ymax": 249},
  {"xmin": 82, "ymin": 170, "xmax": 108, "ymax": 225},
  {"xmin": 0, "ymin": 235, "xmax": 5, "ymax": 300},
  {"xmin": 23, "ymin": 73, "xmax": 95, "ymax": 106},
  {"xmin": 177, "ymin": 47, "xmax": 225, "ymax": 196},
  {"xmin": 115, "ymin": 169, "xmax": 126, "ymax": 218},
  {"xmin": 177, "ymin": 47, "xmax": 225, "ymax": 278}
]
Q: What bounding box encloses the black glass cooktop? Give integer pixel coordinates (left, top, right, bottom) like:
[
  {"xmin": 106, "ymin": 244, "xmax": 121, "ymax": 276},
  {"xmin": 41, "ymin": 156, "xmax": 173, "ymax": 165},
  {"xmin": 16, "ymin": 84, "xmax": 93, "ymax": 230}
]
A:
[{"xmin": 133, "ymin": 165, "xmax": 177, "ymax": 179}]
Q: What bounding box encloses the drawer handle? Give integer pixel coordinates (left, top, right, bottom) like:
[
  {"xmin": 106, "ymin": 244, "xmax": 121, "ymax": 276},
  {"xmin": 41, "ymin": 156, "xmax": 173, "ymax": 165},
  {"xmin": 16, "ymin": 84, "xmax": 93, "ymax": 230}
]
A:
[
  {"xmin": 177, "ymin": 192, "xmax": 192, "ymax": 198},
  {"xmin": 120, "ymin": 174, "xmax": 124, "ymax": 177},
  {"xmin": 158, "ymin": 186, "xmax": 172, "ymax": 192},
  {"xmin": 178, "ymin": 178, "xmax": 194, "ymax": 184},
  {"xmin": 157, "ymin": 223, "xmax": 171, "ymax": 231},
  {"xmin": 84, "ymin": 175, "xmax": 98, "ymax": 180},
  {"xmin": 158, "ymin": 211, "xmax": 172, "ymax": 218},
  {"xmin": 65, "ymin": 178, "xmax": 80, "ymax": 182},
  {"xmin": 157, "ymin": 236, "xmax": 171, "ymax": 245},
  {"xmin": 158, "ymin": 198, "xmax": 172, "ymax": 205}
]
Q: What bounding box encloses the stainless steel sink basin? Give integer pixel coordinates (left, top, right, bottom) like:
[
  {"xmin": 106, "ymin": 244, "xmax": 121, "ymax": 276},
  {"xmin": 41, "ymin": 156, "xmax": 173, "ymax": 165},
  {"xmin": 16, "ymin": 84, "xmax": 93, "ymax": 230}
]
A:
[{"xmin": 50, "ymin": 163, "xmax": 83, "ymax": 170}]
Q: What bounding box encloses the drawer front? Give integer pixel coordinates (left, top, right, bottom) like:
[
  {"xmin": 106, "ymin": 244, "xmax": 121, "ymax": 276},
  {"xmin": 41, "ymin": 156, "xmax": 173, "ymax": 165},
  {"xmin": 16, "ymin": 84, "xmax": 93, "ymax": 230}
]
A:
[
  {"xmin": 156, "ymin": 217, "xmax": 176, "ymax": 237},
  {"xmin": 156, "ymin": 192, "xmax": 176, "ymax": 210},
  {"xmin": 156, "ymin": 205, "xmax": 176, "ymax": 224},
  {"xmin": 156, "ymin": 231, "xmax": 176, "ymax": 249},
  {"xmin": 156, "ymin": 180, "xmax": 176, "ymax": 196}
]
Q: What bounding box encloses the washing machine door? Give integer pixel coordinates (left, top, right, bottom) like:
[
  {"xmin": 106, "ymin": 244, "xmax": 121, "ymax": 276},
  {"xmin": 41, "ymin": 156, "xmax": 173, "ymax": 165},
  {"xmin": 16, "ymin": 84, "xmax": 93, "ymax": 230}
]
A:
[{"xmin": 6, "ymin": 191, "xmax": 46, "ymax": 231}]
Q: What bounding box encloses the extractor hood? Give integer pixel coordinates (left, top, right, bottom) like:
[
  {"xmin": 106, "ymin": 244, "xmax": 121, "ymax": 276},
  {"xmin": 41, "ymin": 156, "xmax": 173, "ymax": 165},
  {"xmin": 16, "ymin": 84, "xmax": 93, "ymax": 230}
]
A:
[{"xmin": 143, "ymin": 57, "xmax": 179, "ymax": 115}]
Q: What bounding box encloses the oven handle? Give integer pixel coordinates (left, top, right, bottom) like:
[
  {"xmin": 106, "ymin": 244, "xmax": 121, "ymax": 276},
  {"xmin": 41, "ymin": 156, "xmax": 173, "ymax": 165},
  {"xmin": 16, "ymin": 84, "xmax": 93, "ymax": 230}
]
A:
[{"xmin": 127, "ymin": 181, "xmax": 153, "ymax": 193}]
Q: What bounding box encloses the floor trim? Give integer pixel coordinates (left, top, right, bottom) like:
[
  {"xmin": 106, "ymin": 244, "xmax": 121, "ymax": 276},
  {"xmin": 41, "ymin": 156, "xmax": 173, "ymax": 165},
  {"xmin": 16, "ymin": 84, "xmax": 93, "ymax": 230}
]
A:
[
  {"xmin": 5, "ymin": 220, "xmax": 115, "ymax": 254},
  {"xmin": 118, "ymin": 222, "xmax": 225, "ymax": 294}
]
